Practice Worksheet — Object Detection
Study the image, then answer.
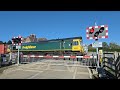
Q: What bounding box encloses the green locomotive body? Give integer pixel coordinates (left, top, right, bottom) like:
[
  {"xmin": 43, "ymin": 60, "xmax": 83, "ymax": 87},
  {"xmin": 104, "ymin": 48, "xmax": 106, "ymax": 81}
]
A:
[{"xmin": 12, "ymin": 36, "xmax": 84, "ymax": 55}]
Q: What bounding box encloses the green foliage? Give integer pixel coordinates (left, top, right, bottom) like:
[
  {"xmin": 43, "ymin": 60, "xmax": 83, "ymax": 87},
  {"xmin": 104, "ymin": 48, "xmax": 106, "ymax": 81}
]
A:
[
  {"xmin": 0, "ymin": 40, "xmax": 12, "ymax": 45},
  {"xmin": 103, "ymin": 48, "xmax": 120, "ymax": 52},
  {"xmin": 88, "ymin": 48, "xmax": 96, "ymax": 52},
  {"xmin": 102, "ymin": 42, "xmax": 109, "ymax": 48},
  {"xmin": 3, "ymin": 42, "xmax": 6, "ymax": 44},
  {"xmin": 88, "ymin": 41, "xmax": 120, "ymax": 52},
  {"xmin": 7, "ymin": 40, "xmax": 12, "ymax": 45},
  {"xmin": 0, "ymin": 41, "xmax": 3, "ymax": 44},
  {"xmin": 88, "ymin": 48, "xmax": 120, "ymax": 52},
  {"xmin": 109, "ymin": 42, "xmax": 120, "ymax": 49}
]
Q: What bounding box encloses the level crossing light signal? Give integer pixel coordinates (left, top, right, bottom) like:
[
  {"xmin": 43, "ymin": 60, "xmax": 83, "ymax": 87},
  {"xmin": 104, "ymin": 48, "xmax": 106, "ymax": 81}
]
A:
[
  {"xmin": 86, "ymin": 25, "xmax": 108, "ymax": 40},
  {"xmin": 12, "ymin": 36, "xmax": 22, "ymax": 45}
]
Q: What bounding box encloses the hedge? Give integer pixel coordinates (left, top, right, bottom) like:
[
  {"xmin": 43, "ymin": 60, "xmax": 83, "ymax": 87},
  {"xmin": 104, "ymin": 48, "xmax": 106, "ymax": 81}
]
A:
[{"xmin": 88, "ymin": 48, "xmax": 120, "ymax": 52}]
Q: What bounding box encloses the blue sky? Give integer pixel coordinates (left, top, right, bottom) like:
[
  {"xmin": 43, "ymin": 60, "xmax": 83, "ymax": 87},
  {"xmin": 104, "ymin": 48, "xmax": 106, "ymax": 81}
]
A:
[{"xmin": 0, "ymin": 11, "xmax": 120, "ymax": 45}]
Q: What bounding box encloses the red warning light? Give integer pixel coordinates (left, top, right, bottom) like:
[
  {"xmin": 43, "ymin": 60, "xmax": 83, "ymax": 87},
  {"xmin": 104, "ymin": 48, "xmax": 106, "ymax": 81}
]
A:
[{"xmin": 89, "ymin": 28, "xmax": 94, "ymax": 34}]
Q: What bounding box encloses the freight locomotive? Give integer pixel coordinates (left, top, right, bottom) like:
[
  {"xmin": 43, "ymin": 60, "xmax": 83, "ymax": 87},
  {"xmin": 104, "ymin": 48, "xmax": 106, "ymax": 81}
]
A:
[{"xmin": 12, "ymin": 36, "xmax": 85, "ymax": 56}]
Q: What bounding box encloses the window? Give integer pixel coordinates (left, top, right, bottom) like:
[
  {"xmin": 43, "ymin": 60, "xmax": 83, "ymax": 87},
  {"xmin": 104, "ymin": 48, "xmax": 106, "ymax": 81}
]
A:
[{"xmin": 73, "ymin": 41, "xmax": 79, "ymax": 45}]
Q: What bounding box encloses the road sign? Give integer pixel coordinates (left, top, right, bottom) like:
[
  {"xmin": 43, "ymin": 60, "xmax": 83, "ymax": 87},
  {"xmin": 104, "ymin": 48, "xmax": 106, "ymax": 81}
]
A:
[
  {"xmin": 16, "ymin": 45, "xmax": 21, "ymax": 49},
  {"xmin": 92, "ymin": 42, "xmax": 102, "ymax": 48},
  {"xmin": 99, "ymin": 50, "xmax": 103, "ymax": 55}
]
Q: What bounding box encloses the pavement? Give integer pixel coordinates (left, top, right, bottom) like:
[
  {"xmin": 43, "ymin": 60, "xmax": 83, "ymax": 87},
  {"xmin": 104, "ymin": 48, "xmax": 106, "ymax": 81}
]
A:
[{"xmin": 0, "ymin": 59, "xmax": 93, "ymax": 79}]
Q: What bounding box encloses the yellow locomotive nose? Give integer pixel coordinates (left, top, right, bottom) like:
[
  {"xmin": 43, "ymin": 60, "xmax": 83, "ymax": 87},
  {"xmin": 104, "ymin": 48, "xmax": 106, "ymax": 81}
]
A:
[{"xmin": 72, "ymin": 39, "xmax": 83, "ymax": 52}]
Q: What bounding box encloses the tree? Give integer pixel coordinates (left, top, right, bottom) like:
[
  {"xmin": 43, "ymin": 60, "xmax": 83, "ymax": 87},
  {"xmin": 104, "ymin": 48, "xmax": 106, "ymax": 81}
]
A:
[
  {"xmin": 102, "ymin": 42, "xmax": 109, "ymax": 48},
  {"xmin": 0, "ymin": 41, "xmax": 3, "ymax": 44},
  {"xmin": 3, "ymin": 42, "xmax": 6, "ymax": 44},
  {"xmin": 109, "ymin": 42, "xmax": 120, "ymax": 49},
  {"xmin": 37, "ymin": 38, "xmax": 47, "ymax": 41},
  {"xmin": 88, "ymin": 44, "xmax": 92, "ymax": 48},
  {"xmin": 7, "ymin": 40, "xmax": 12, "ymax": 44}
]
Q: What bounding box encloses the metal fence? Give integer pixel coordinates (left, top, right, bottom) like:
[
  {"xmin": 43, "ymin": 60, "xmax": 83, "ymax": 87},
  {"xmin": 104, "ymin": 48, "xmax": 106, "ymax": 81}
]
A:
[
  {"xmin": 102, "ymin": 53, "xmax": 120, "ymax": 79},
  {"xmin": 0, "ymin": 54, "xmax": 13, "ymax": 67}
]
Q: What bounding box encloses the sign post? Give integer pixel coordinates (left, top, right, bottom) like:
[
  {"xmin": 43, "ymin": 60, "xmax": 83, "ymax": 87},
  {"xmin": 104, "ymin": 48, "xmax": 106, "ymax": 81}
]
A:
[
  {"xmin": 9, "ymin": 45, "xmax": 12, "ymax": 61},
  {"xmin": 16, "ymin": 45, "xmax": 21, "ymax": 65},
  {"xmin": 18, "ymin": 48, "xmax": 19, "ymax": 65},
  {"xmin": 12, "ymin": 35, "xmax": 22, "ymax": 65},
  {"xmin": 96, "ymin": 40, "xmax": 100, "ymax": 68},
  {"xmin": 92, "ymin": 41, "xmax": 103, "ymax": 68}
]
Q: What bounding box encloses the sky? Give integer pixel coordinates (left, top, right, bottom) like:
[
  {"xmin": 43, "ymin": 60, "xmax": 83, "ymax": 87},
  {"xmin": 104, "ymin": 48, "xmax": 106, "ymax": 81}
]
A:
[{"xmin": 0, "ymin": 11, "xmax": 120, "ymax": 45}]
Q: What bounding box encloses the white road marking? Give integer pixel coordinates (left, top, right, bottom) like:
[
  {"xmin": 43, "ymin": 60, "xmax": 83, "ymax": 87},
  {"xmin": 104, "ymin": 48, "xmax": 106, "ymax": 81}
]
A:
[
  {"xmin": 48, "ymin": 69, "xmax": 68, "ymax": 71},
  {"xmin": 72, "ymin": 67, "xmax": 77, "ymax": 79},
  {"xmin": 49, "ymin": 64, "xmax": 64, "ymax": 66},
  {"xmin": 45, "ymin": 60, "xmax": 51, "ymax": 70},
  {"xmin": 19, "ymin": 69, "xmax": 43, "ymax": 73},
  {"xmin": 27, "ymin": 72, "xmax": 41, "ymax": 79},
  {"xmin": 3, "ymin": 69, "xmax": 20, "ymax": 75},
  {"xmin": 87, "ymin": 67, "xmax": 92, "ymax": 79},
  {"xmin": 64, "ymin": 61, "xmax": 71, "ymax": 72},
  {"xmin": 77, "ymin": 72, "xmax": 89, "ymax": 75}
]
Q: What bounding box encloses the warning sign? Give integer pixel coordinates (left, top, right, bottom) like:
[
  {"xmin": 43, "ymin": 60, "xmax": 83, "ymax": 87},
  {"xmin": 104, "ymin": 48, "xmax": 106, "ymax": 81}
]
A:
[
  {"xmin": 92, "ymin": 42, "xmax": 102, "ymax": 48},
  {"xmin": 99, "ymin": 50, "xmax": 103, "ymax": 55}
]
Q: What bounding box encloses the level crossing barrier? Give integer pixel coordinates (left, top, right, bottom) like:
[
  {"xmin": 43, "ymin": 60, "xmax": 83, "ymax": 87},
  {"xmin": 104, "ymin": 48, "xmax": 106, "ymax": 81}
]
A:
[{"xmin": 20, "ymin": 55, "xmax": 97, "ymax": 67}]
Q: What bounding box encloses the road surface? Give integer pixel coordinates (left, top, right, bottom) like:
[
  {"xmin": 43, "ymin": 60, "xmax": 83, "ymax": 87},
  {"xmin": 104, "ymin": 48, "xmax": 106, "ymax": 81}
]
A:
[{"xmin": 0, "ymin": 59, "xmax": 92, "ymax": 79}]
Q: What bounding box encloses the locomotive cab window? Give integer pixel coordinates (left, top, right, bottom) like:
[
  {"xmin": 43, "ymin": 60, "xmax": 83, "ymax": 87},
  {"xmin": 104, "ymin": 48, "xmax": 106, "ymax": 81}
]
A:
[{"xmin": 73, "ymin": 41, "xmax": 79, "ymax": 45}]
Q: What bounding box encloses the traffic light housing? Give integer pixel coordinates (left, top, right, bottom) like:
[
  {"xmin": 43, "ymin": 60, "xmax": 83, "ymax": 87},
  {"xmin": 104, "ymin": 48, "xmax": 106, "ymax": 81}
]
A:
[
  {"xmin": 99, "ymin": 27, "xmax": 104, "ymax": 33},
  {"xmin": 86, "ymin": 25, "xmax": 108, "ymax": 40},
  {"xmin": 12, "ymin": 38, "xmax": 17, "ymax": 44},
  {"xmin": 16, "ymin": 37, "xmax": 21, "ymax": 43},
  {"xmin": 94, "ymin": 31, "xmax": 99, "ymax": 37}
]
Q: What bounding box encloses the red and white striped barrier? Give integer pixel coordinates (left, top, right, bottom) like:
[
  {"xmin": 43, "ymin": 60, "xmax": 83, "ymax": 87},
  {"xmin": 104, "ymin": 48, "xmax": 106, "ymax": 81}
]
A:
[{"xmin": 22, "ymin": 55, "xmax": 97, "ymax": 59}]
